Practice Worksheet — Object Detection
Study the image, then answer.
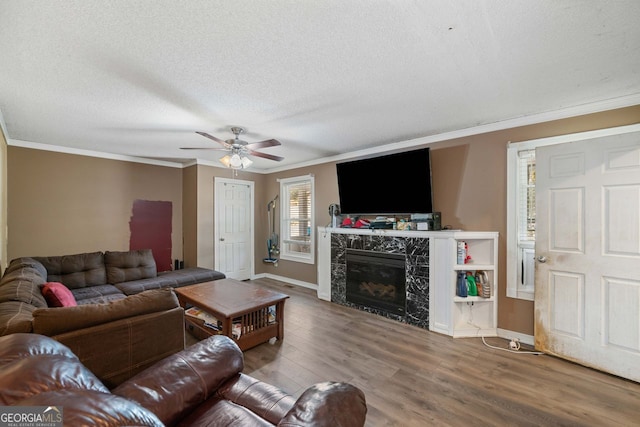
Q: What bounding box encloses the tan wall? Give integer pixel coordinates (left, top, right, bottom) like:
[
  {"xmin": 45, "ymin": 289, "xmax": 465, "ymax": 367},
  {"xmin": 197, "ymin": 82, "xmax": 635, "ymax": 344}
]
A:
[
  {"xmin": 7, "ymin": 147, "xmax": 184, "ymax": 260},
  {"xmin": 0, "ymin": 127, "xmax": 7, "ymax": 274},
  {"xmin": 182, "ymin": 165, "xmax": 198, "ymax": 268},
  {"xmin": 258, "ymin": 163, "xmax": 339, "ymax": 284}
]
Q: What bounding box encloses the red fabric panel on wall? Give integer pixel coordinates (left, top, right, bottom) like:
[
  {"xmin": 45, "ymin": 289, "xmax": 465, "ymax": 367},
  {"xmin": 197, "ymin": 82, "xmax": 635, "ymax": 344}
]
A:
[{"xmin": 129, "ymin": 200, "xmax": 172, "ymax": 272}]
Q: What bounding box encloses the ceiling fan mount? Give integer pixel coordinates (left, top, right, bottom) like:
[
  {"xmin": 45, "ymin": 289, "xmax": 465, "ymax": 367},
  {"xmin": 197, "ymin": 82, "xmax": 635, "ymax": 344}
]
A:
[
  {"xmin": 230, "ymin": 126, "xmax": 245, "ymax": 137},
  {"xmin": 180, "ymin": 126, "xmax": 284, "ymax": 168},
  {"xmin": 226, "ymin": 127, "xmax": 247, "ymax": 147}
]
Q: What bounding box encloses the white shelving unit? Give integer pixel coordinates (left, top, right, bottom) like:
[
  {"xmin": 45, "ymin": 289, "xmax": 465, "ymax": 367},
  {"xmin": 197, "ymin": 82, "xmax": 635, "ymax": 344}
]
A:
[
  {"xmin": 316, "ymin": 227, "xmax": 332, "ymax": 301},
  {"xmin": 430, "ymin": 231, "xmax": 499, "ymax": 338}
]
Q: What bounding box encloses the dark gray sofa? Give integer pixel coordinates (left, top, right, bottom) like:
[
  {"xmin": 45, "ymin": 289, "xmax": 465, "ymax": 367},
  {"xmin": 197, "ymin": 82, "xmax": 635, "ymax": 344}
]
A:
[
  {"xmin": 0, "ymin": 249, "xmax": 225, "ymax": 335},
  {"xmin": 0, "ymin": 249, "xmax": 225, "ymax": 387}
]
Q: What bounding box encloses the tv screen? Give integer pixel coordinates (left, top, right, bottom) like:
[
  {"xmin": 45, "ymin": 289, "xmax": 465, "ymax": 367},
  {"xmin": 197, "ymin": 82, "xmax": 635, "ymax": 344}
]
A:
[{"xmin": 336, "ymin": 148, "xmax": 433, "ymax": 215}]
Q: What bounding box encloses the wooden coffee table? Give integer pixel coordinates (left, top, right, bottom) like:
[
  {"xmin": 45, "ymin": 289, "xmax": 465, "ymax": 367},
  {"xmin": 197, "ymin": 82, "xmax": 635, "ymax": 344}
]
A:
[{"xmin": 174, "ymin": 279, "xmax": 289, "ymax": 351}]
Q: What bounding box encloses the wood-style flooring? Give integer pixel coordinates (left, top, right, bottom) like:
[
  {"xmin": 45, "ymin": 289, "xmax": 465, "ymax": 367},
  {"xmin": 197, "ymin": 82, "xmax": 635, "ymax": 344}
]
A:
[{"xmin": 188, "ymin": 277, "xmax": 640, "ymax": 426}]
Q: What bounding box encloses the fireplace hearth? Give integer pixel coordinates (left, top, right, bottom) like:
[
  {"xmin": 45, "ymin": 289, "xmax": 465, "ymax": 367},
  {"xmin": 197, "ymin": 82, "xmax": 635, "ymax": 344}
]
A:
[{"xmin": 346, "ymin": 249, "xmax": 406, "ymax": 315}]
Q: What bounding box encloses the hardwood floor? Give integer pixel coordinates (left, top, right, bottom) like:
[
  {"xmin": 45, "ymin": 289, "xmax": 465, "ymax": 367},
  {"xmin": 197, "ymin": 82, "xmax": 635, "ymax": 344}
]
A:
[{"xmin": 190, "ymin": 277, "xmax": 640, "ymax": 426}]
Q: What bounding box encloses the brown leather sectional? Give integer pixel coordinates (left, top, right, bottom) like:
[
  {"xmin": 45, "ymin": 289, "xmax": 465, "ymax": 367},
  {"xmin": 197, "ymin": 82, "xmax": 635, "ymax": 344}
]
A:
[{"xmin": 0, "ymin": 333, "xmax": 367, "ymax": 426}]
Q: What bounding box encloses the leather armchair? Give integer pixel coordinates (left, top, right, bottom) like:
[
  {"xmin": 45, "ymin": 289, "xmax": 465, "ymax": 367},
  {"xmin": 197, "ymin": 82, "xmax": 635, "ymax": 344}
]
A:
[{"xmin": 0, "ymin": 333, "xmax": 367, "ymax": 426}]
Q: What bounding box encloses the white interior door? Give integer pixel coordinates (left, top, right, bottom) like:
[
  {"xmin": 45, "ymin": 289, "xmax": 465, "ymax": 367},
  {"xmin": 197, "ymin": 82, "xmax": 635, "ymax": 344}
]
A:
[
  {"xmin": 215, "ymin": 178, "xmax": 254, "ymax": 280},
  {"xmin": 535, "ymin": 129, "xmax": 640, "ymax": 382}
]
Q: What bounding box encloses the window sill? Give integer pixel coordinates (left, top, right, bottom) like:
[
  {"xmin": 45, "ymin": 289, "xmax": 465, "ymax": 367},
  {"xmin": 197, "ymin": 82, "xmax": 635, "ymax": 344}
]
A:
[
  {"xmin": 506, "ymin": 289, "xmax": 534, "ymax": 301},
  {"xmin": 280, "ymin": 254, "xmax": 315, "ymax": 264}
]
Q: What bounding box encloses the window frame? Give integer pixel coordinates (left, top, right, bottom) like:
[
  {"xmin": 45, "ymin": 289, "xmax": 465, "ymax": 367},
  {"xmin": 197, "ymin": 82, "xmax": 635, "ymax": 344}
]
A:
[
  {"xmin": 279, "ymin": 174, "xmax": 315, "ymax": 264},
  {"xmin": 507, "ymin": 140, "xmax": 551, "ymax": 300}
]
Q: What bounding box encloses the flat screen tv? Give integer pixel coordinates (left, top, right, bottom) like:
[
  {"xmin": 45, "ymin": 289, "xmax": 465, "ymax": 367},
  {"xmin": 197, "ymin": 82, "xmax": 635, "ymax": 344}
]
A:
[{"xmin": 336, "ymin": 148, "xmax": 433, "ymax": 215}]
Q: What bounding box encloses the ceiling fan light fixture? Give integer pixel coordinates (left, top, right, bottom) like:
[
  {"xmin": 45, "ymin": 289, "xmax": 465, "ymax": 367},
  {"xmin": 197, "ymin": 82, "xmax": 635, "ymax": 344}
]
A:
[
  {"xmin": 230, "ymin": 153, "xmax": 243, "ymax": 168},
  {"xmin": 219, "ymin": 152, "xmax": 253, "ymax": 169},
  {"xmin": 241, "ymin": 156, "xmax": 253, "ymax": 168},
  {"xmin": 219, "ymin": 154, "xmax": 232, "ymax": 168}
]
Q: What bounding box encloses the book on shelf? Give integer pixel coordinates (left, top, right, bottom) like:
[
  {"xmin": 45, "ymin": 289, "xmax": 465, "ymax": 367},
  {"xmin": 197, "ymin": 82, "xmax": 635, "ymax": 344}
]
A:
[
  {"xmin": 185, "ymin": 307, "xmax": 221, "ymax": 330},
  {"xmin": 268, "ymin": 305, "xmax": 276, "ymax": 324},
  {"xmin": 232, "ymin": 323, "xmax": 242, "ymax": 340}
]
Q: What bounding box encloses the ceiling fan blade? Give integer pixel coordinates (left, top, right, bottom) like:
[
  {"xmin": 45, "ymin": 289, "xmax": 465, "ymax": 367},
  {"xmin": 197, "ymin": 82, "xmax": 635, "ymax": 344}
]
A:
[
  {"xmin": 245, "ymin": 139, "xmax": 281, "ymax": 150},
  {"xmin": 180, "ymin": 147, "xmax": 228, "ymax": 151},
  {"xmin": 196, "ymin": 131, "xmax": 232, "ymax": 148},
  {"xmin": 248, "ymin": 150, "xmax": 284, "ymax": 162}
]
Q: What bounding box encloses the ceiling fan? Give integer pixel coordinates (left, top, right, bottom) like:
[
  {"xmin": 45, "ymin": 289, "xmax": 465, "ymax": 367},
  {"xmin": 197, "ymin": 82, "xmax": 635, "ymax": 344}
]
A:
[{"xmin": 181, "ymin": 126, "xmax": 284, "ymax": 169}]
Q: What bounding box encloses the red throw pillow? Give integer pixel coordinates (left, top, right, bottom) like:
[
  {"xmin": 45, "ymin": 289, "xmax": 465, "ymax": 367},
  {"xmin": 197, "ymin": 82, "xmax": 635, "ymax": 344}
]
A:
[{"xmin": 41, "ymin": 282, "xmax": 77, "ymax": 307}]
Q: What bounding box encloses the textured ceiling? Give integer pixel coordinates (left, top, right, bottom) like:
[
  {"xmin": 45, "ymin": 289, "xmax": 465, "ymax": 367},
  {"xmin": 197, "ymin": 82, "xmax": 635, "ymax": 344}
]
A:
[{"xmin": 1, "ymin": 1, "xmax": 639, "ymax": 171}]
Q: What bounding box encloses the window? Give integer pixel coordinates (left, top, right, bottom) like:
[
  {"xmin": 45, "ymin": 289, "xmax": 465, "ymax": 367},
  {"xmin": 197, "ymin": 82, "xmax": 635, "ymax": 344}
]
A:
[
  {"xmin": 507, "ymin": 136, "xmax": 559, "ymax": 300},
  {"xmin": 507, "ymin": 145, "xmax": 537, "ymax": 300},
  {"xmin": 518, "ymin": 150, "xmax": 536, "ymax": 241},
  {"xmin": 279, "ymin": 175, "xmax": 315, "ymax": 264}
]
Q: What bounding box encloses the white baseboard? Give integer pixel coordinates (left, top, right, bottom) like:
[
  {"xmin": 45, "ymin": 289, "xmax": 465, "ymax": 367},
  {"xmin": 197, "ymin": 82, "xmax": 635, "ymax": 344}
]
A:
[
  {"xmin": 252, "ymin": 272, "xmax": 318, "ymax": 291},
  {"xmin": 497, "ymin": 328, "xmax": 534, "ymax": 346}
]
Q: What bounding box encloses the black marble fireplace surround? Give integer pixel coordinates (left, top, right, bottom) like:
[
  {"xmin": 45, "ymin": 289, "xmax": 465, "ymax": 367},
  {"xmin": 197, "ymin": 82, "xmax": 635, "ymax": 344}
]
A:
[{"xmin": 330, "ymin": 233, "xmax": 429, "ymax": 329}]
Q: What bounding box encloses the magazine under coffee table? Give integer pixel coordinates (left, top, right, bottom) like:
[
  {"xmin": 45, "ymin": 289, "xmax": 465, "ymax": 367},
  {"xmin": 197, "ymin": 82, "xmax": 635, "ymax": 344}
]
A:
[{"xmin": 174, "ymin": 279, "xmax": 289, "ymax": 351}]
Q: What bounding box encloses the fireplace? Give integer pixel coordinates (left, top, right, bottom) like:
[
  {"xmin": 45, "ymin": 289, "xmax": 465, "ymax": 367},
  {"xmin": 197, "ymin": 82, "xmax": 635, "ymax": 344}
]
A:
[{"xmin": 345, "ymin": 249, "xmax": 406, "ymax": 315}]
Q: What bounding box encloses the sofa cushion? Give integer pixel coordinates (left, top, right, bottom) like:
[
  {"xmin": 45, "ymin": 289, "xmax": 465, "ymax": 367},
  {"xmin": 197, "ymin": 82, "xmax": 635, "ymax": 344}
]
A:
[
  {"xmin": 113, "ymin": 335, "xmax": 244, "ymax": 426},
  {"xmin": 0, "ymin": 331, "xmax": 77, "ymax": 360},
  {"xmin": 18, "ymin": 389, "xmax": 164, "ymax": 427},
  {"xmin": 0, "ymin": 301, "xmax": 36, "ymax": 335},
  {"xmin": 114, "ymin": 275, "xmax": 179, "ymax": 296},
  {"xmin": 115, "ymin": 268, "xmax": 226, "ymax": 296},
  {"xmin": 34, "ymin": 252, "xmax": 107, "ymax": 289},
  {"xmin": 279, "ymin": 382, "xmax": 368, "ymax": 427},
  {"xmin": 0, "ymin": 334, "xmax": 164, "ymax": 427},
  {"xmin": 159, "ymin": 267, "xmax": 226, "ymax": 286},
  {"xmin": 32, "ymin": 288, "xmax": 179, "ymax": 336},
  {"xmin": 105, "ymin": 249, "xmax": 157, "ymax": 284},
  {"xmin": 0, "ymin": 333, "xmax": 109, "ymax": 406},
  {"xmin": 0, "ymin": 267, "xmax": 48, "ymax": 307},
  {"xmin": 4, "ymin": 257, "xmax": 48, "ymax": 279},
  {"xmin": 71, "ymin": 284, "xmax": 126, "ymax": 305},
  {"xmin": 217, "ymin": 373, "xmax": 296, "ymax": 424},
  {"xmin": 41, "ymin": 282, "xmax": 77, "ymax": 307}
]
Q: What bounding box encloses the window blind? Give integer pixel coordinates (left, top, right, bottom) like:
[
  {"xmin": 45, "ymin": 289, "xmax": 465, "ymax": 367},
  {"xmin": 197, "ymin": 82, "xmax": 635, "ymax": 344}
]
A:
[{"xmin": 517, "ymin": 149, "xmax": 536, "ymax": 241}]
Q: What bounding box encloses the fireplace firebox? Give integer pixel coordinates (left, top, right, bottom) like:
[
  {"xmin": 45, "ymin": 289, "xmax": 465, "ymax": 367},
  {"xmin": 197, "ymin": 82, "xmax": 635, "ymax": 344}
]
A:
[{"xmin": 345, "ymin": 249, "xmax": 406, "ymax": 315}]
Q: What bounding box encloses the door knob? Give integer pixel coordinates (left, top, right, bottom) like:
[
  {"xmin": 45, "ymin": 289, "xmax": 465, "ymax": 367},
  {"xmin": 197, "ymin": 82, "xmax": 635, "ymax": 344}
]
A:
[
  {"xmin": 537, "ymin": 256, "xmax": 547, "ymax": 263},
  {"xmin": 220, "ymin": 238, "xmax": 225, "ymax": 241}
]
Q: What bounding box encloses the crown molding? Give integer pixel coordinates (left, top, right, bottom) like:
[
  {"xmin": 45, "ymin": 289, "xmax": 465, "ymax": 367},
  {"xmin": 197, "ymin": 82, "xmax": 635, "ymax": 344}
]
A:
[
  {"xmin": 263, "ymin": 93, "xmax": 640, "ymax": 173},
  {"xmin": 6, "ymin": 94, "xmax": 640, "ymax": 172},
  {"xmin": 7, "ymin": 139, "xmax": 184, "ymax": 168}
]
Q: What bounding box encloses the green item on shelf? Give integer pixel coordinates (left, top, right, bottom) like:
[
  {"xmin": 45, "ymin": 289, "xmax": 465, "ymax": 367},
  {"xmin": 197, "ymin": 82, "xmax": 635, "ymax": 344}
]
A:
[{"xmin": 466, "ymin": 273, "xmax": 478, "ymax": 296}]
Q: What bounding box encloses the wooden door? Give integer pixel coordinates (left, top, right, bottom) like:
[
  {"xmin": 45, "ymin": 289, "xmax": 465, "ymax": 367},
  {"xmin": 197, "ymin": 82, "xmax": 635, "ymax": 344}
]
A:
[{"xmin": 535, "ymin": 129, "xmax": 640, "ymax": 382}]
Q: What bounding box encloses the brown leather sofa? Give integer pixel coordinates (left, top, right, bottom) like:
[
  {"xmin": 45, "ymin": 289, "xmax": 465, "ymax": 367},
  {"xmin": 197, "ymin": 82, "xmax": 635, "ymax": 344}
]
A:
[{"xmin": 0, "ymin": 333, "xmax": 367, "ymax": 426}]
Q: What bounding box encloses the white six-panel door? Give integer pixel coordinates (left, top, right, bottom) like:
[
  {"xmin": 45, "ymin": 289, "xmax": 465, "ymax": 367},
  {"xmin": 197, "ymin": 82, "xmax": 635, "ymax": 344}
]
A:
[
  {"xmin": 535, "ymin": 129, "xmax": 640, "ymax": 382},
  {"xmin": 214, "ymin": 178, "xmax": 253, "ymax": 280}
]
